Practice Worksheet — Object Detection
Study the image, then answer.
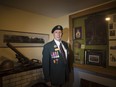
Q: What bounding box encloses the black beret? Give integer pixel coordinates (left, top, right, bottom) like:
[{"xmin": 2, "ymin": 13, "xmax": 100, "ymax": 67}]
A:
[{"xmin": 51, "ymin": 25, "xmax": 63, "ymax": 33}]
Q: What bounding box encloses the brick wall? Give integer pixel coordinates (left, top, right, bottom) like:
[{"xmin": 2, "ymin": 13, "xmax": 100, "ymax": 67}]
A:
[{"xmin": 2, "ymin": 68, "xmax": 43, "ymax": 87}]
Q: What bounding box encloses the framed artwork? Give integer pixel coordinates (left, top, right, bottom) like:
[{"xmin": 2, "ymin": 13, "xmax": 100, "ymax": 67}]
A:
[
  {"xmin": 85, "ymin": 14, "xmax": 107, "ymax": 45},
  {"xmin": 74, "ymin": 53, "xmax": 80, "ymax": 63},
  {"xmin": 88, "ymin": 55, "xmax": 100, "ymax": 63},
  {"xmin": 108, "ymin": 14, "xmax": 116, "ymax": 40},
  {"xmin": 109, "ymin": 40, "xmax": 116, "ymax": 67},
  {"xmin": 0, "ymin": 30, "xmax": 49, "ymax": 47},
  {"xmin": 74, "ymin": 41, "xmax": 81, "ymax": 48},
  {"xmin": 84, "ymin": 49, "xmax": 106, "ymax": 67},
  {"xmin": 74, "ymin": 27, "xmax": 82, "ymax": 39}
]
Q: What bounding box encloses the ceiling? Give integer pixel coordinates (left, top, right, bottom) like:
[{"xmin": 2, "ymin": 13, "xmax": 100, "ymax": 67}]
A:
[{"xmin": 0, "ymin": 0, "xmax": 112, "ymax": 18}]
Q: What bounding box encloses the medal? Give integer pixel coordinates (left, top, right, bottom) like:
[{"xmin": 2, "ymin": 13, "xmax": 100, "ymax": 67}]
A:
[
  {"xmin": 53, "ymin": 60, "xmax": 56, "ymax": 63},
  {"xmin": 51, "ymin": 51, "xmax": 59, "ymax": 58}
]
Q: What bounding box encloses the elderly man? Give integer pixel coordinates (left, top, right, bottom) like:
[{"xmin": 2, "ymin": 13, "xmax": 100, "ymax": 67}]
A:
[{"xmin": 42, "ymin": 25, "xmax": 69, "ymax": 87}]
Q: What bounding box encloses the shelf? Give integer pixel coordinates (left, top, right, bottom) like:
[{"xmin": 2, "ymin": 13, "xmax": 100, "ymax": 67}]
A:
[
  {"xmin": 0, "ymin": 63, "xmax": 42, "ymax": 77},
  {"xmin": 73, "ymin": 63, "xmax": 116, "ymax": 80}
]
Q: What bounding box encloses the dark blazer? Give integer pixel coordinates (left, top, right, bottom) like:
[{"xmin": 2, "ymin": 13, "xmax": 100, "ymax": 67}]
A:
[{"xmin": 42, "ymin": 40, "xmax": 69, "ymax": 85}]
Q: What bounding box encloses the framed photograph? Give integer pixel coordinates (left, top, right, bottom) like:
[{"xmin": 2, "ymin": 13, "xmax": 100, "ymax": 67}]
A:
[
  {"xmin": 74, "ymin": 41, "xmax": 81, "ymax": 48},
  {"xmin": 109, "ymin": 23, "xmax": 116, "ymax": 39},
  {"xmin": 74, "ymin": 53, "xmax": 80, "ymax": 63},
  {"xmin": 89, "ymin": 55, "xmax": 99, "ymax": 63},
  {"xmin": 109, "ymin": 23, "xmax": 113, "ymax": 29},
  {"xmin": 109, "ymin": 40, "xmax": 116, "ymax": 67},
  {"xmin": 74, "ymin": 27, "xmax": 82, "ymax": 39},
  {"xmin": 108, "ymin": 14, "xmax": 116, "ymax": 40},
  {"xmin": 85, "ymin": 14, "xmax": 107, "ymax": 45},
  {"xmin": 0, "ymin": 30, "xmax": 49, "ymax": 47},
  {"xmin": 84, "ymin": 49, "xmax": 106, "ymax": 67}
]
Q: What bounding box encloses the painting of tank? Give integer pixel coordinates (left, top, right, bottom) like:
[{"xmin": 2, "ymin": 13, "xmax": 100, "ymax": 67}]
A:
[
  {"xmin": 0, "ymin": 30, "xmax": 49, "ymax": 47},
  {"xmin": 4, "ymin": 35, "xmax": 45, "ymax": 43}
]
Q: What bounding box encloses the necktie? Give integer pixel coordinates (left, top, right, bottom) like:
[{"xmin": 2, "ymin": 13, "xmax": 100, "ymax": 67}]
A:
[{"xmin": 60, "ymin": 43, "xmax": 66, "ymax": 63}]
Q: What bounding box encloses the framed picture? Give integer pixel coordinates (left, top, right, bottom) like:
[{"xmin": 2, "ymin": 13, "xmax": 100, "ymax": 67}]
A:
[
  {"xmin": 0, "ymin": 30, "xmax": 49, "ymax": 47},
  {"xmin": 108, "ymin": 14, "xmax": 116, "ymax": 40},
  {"xmin": 74, "ymin": 53, "xmax": 80, "ymax": 63},
  {"xmin": 109, "ymin": 40, "xmax": 116, "ymax": 67},
  {"xmin": 89, "ymin": 55, "xmax": 99, "ymax": 63},
  {"xmin": 74, "ymin": 27, "xmax": 82, "ymax": 39},
  {"xmin": 74, "ymin": 41, "xmax": 81, "ymax": 48},
  {"xmin": 109, "ymin": 23, "xmax": 116, "ymax": 39},
  {"xmin": 84, "ymin": 49, "xmax": 106, "ymax": 67},
  {"xmin": 85, "ymin": 14, "xmax": 107, "ymax": 45}
]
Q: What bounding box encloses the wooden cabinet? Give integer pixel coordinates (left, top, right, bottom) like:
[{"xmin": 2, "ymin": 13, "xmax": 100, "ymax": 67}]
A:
[
  {"xmin": 69, "ymin": 1, "xmax": 116, "ymax": 67},
  {"xmin": 73, "ymin": 64, "xmax": 116, "ymax": 87},
  {"xmin": 69, "ymin": 1, "xmax": 116, "ymax": 87}
]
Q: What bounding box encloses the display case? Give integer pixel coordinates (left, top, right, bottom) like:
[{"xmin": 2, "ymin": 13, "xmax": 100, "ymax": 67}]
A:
[
  {"xmin": 69, "ymin": 2, "xmax": 116, "ymax": 87},
  {"xmin": 69, "ymin": 1, "xmax": 116, "ymax": 67}
]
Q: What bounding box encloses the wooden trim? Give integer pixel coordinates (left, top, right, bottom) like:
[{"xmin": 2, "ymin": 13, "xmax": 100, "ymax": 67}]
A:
[
  {"xmin": 73, "ymin": 63, "xmax": 116, "ymax": 80},
  {"xmin": 69, "ymin": 1, "xmax": 116, "ymax": 19}
]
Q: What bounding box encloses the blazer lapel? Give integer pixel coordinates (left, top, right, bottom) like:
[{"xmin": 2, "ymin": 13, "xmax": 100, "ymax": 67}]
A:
[{"xmin": 51, "ymin": 40, "xmax": 64, "ymax": 58}]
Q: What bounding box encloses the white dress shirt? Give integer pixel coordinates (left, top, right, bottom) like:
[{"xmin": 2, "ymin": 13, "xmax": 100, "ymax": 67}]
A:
[{"xmin": 54, "ymin": 39, "xmax": 67, "ymax": 58}]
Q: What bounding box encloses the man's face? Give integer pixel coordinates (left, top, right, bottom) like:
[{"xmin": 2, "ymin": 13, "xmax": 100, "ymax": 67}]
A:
[{"xmin": 53, "ymin": 30, "xmax": 63, "ymax": 41}]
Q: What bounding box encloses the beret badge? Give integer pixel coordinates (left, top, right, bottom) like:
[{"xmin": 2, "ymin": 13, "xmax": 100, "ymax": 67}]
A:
[{"xmin": 51, "ymin": 25, "xmax": 63, "ymax": 33}]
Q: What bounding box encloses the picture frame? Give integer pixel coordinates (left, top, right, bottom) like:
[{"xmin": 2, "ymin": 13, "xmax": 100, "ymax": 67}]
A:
[
  {"xmin": 109, "ymin": 23, "xmax": 116, "ymax": 40},
  {"xmin": 108, "ymin": 14, "xmax": 116, "ymax": 40},
  {"xmin": 74, "ymin": 27, "xmax": 82, "ymax": 39},
  {"xmin": 84, "ymin": 49, "xmax": 106, "ymax": 67},
  {"xmin": 74, "ymin": 53, "xmax": 80, "ymax": 63},
  {"xmin": 74, "ymin": 41, "xmax": 81, "ymax": 48},
  {"xmin": 85, "ymin": 14, "xmax": 107, "ymax": 45},
  {"xmin": 88, "ymin": 55, "xmax": 99, "ymax": 63},
  {"xmin": 0, "ymin": 30, "xmax": 49, "ymax": 47},
  {"xmin": 109, "ymin": 40, "xmax": 116, "ymax": 67}
]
